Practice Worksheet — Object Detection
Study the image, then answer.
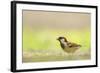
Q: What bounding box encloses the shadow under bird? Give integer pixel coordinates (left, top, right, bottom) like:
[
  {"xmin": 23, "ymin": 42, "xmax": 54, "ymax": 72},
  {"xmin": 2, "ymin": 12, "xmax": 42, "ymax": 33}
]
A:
[{"xmin": 57, "ymin": 37, "xmax": 81, "ymax": 53}]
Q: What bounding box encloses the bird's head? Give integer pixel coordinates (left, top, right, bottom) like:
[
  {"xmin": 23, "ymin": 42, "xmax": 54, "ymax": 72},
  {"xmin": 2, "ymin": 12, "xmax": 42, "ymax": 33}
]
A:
[{"xmin": 57, "ymin": 37, "xmax": 68, "ymax": 42}]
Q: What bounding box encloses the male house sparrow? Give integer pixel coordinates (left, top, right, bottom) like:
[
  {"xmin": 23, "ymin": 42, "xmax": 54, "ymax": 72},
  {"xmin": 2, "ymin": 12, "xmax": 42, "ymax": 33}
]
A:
[{"xmin": 57, "ymin": 37, "xmax": 81, "ymax": 53}]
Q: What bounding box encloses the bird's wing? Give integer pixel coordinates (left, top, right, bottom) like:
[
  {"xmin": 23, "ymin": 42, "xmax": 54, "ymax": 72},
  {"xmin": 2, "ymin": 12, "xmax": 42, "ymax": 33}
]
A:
[{"xmin": 67, "ymin": 42, "xmax": 81, "ymax": 47}]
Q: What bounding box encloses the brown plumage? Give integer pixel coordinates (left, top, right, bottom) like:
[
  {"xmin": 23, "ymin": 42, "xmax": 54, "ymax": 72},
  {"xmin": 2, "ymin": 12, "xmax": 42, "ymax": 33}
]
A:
[{"xmin": 57, "ymin": 37, "xmax": 81, "ymax": 53}]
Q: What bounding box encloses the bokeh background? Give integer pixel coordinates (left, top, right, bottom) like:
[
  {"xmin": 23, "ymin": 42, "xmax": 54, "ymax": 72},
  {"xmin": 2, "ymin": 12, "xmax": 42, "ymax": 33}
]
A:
[{"xmin": 22, "ymin": 10, "xmax": 91, "ymax": 63}]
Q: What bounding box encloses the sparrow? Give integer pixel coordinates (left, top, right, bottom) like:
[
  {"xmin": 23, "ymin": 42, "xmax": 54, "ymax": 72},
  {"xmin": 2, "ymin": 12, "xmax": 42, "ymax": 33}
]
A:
[{"xmin": 57, "ymin": 37, "xmax": 81, "ymax": 53}]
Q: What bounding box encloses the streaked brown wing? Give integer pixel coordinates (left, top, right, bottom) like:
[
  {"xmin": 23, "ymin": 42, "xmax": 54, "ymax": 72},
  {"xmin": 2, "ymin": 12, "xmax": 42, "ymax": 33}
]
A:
[{"xmin": 67, "ymin": 42, "xmax": 81, "ymax": 47}]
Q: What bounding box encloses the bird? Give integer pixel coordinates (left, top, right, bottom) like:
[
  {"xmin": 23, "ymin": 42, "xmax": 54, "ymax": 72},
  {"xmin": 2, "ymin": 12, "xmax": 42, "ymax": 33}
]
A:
[{"xmin": 57, "ymin": 36, "xmax": 81, "ymax": 54}]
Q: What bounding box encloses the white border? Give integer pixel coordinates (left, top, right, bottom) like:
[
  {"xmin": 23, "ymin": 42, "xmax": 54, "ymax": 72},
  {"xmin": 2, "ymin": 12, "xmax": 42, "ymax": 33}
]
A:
[{"xmin": 16, "ymin": 4, "xmax": 96, "ymax": 70}]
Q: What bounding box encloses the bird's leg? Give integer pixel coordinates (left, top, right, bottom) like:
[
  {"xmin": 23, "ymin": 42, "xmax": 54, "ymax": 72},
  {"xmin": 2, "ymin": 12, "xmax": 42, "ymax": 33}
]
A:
[{"xmin": 67, "ymin": 53, "xmax": 74, "ymax": 60}]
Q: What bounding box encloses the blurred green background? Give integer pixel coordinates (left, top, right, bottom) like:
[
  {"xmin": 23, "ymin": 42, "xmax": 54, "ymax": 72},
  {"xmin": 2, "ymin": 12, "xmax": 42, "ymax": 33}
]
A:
[{"xmin": 22, "ymin": 10, "xmax": 91, "ymax": 62}]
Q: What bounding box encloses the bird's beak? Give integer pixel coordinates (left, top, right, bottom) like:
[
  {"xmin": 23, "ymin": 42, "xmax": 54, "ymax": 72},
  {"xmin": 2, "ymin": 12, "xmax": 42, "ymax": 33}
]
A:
[{"xmin": 57, "ymin": 38, "xmax": 59, "ymax": 40}]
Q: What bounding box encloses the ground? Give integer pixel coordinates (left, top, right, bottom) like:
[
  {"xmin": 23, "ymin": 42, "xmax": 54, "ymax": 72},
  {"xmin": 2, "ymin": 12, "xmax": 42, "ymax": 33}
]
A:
[{"xmin": 23, "ymin": 49, "xmax": 90, "ymax": 63}]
